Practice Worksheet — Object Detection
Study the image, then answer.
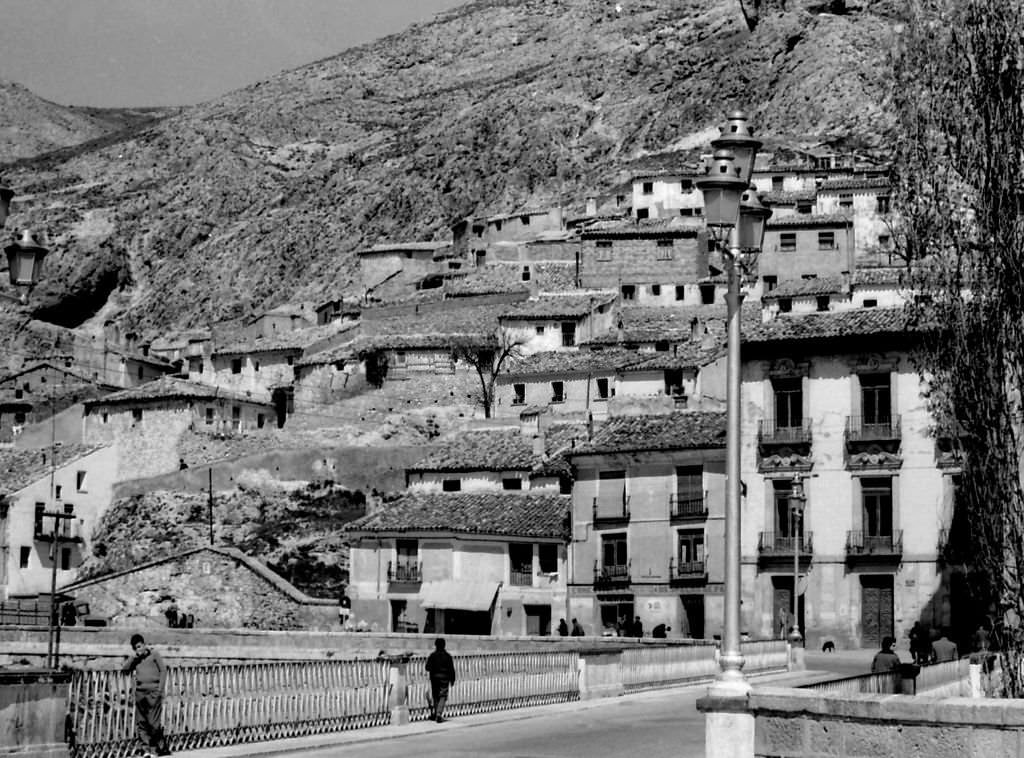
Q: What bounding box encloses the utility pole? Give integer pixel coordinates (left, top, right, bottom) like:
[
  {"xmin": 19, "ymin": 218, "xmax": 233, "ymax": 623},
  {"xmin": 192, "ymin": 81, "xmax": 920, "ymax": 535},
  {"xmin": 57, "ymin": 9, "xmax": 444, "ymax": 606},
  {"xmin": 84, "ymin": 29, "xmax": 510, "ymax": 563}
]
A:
[{"xmin": 208, "ymin": 468, "xmax": 214, "ymax": 545}]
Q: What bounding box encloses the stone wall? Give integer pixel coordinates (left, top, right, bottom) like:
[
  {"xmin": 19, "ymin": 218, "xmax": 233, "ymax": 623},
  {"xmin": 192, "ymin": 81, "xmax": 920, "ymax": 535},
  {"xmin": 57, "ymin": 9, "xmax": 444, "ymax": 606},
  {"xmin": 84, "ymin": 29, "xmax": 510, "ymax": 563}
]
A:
[
  {"xmin": 579, "ymin": 235, "xmax": 706, "ymax": 289},
  {"xmin": 67, "ymin": 547, "xmax": 336, "ymax": 631},
  {"xmin": 743, "ymin": 686, "xmax": 1024, "ymax": 757}
]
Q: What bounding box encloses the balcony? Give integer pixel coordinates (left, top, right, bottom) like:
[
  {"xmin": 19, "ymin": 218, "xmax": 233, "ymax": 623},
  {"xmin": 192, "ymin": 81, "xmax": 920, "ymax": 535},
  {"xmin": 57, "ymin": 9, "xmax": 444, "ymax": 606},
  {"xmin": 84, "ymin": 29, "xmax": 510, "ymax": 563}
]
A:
[
  {"xmin": 593, "ymin": 560, "xmax": 631, "ymax": 589},
  {"xmin": 670, "ymin": 493, "xmax": 708, "ymax": 522},
  {"xmin": 757, "ymin": 531, "xmax": 814, "ymax": 569},
  {"xmin": 668, "ymin": 558, "xmax": 706, "ymax": 584},
  {"xmin": 593, "ymin": 496, "xmax": 630, "ymax": 527},
  {"xmin": 510, "ymin": 568, "xmax": 533, "ymax": 587},
  {"xmin": 845, "ymin": 530, "xmax": 903, "ymax": 563},
  {"xmin": 387, "ymin": 561, "xmax": 422, "ymax": 584},
  {"xmin": 844, "ymin": 415, "xmax": 902, "ymax": 470},
  {"xmin": 34, "ymin": 519, "xmax": 83, "ymax": 543},
  {"xmin": 757, "ymin": 420, "xmax": 813, "ymax": 473}
]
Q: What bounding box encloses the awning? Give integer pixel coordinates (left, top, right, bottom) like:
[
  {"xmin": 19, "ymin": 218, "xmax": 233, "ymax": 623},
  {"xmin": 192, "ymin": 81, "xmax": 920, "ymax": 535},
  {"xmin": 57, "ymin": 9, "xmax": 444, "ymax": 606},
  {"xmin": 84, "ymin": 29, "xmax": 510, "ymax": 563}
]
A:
[{"xmin": 419, "ymin": 580, "xmax": 499, "ymax": 611}]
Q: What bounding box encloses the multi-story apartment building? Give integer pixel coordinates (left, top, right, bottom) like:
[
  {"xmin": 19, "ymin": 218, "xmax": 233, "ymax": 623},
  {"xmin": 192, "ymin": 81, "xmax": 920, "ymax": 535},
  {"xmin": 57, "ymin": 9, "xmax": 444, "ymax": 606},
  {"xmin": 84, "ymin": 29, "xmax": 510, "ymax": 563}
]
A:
[
  {"xmin": 740, "ymin": 307, "xmax": 952, "ymax": 650},
  {"xmin": 566, "ymin": 411, "xmax": 727, "ymax": 638}
]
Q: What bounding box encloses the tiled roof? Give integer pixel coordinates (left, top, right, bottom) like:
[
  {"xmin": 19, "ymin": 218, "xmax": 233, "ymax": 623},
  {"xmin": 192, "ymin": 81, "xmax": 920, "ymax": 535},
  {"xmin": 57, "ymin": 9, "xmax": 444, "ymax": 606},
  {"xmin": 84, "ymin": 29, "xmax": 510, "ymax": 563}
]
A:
[
  {"xmin": 212, "ymin": 322, "xmax": 353, "ymax": 356},
  {"xmin": 357, "ymin": 241, "xmax": 452, "ymax": 256},
  {"xmin": 444, "ymin": 267, "xmax": 530, "ymax": 297},
  {"xmin": 584, "ymin": 304, "xmax": 760, "ymax": 345},
  {"xmin": 581, "ymin": 217, "xmax": 703, "ymax": 238},
  {"xmin": 294, "ymin": 342, "xmax": 357, "ymax": 368},
  {"xmin": 853, "ymin": 267, "xmax": 907, "ymax": 286},
  {"xmin": 485, "ymin": 207, "xmax": 556, "ymax": 223},
  {"xmin": 343, "ymin": 491, "xmax": 570, "ymax": 539},
  {"xmin": 762, "ymin": 276, "xmax": 848, "ymax": 299},
  {"xmin": 500, "ymin": 292, "xmax": 617, "ymax": 320},
  {"xmin": 355, "ymin": 303, "xmax": 499, "ymax": 351},
  {"xmin": 0, "ymin": 360, "xmax": 108, "ymax": 388},
  {"xmin": 760, "ymin": 190, "xmax": 817, "ymax": 205},
  {"xmin": 407, "ymin": 424, "xmax": 584, "ymax": 473},
  {"xmin": 818, "ymin": 177, "xmax": 891, "ymax": 192},
  {"xmin": 502, "ymin": 348, "xmax": 648, "ymax": 376},
  {"xmin": 0, "ymin": 444, "xmax": 108, "ymax": 496},
  {"xmin": 767, "ymin": 214, "xmax": 853, "ymax": 228},
  {"xmin": 83, "ymin": 376, "xmax": 272, "ymax": 408},
  {"xmin": 619, "ymin": 342, "xmax": 725, "ymax": 371},
  {"xmin": 571, "ymin": 411, "xmax": 726, "ymax": 456},
  {"xmin": 744, "ymin": 306, "xmax": 919, "ymax": 344}
]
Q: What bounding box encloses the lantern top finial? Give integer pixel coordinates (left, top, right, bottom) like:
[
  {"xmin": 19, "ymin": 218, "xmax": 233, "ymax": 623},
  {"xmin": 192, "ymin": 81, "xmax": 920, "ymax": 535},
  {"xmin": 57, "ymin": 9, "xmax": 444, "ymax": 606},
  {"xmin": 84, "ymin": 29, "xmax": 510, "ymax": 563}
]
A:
[{"xmin": 9, "ymin": 229, "xmax": 48, "ymax": 253}]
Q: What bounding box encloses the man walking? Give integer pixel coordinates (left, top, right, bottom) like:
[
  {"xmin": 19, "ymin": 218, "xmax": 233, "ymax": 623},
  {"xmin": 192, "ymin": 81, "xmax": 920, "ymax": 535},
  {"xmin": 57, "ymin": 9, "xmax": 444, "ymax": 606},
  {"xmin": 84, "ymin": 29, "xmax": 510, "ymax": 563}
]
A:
[
  {"xmin": 931, "ymin": 629, "xmax": 958, "ymax": 662},
  {"xmin": 425, "ymin": 637, "xmax": 456, "ymax": 723},
  {"xmin": 122, "ymin": 633, "xmax": 170, "ymax": 756}
]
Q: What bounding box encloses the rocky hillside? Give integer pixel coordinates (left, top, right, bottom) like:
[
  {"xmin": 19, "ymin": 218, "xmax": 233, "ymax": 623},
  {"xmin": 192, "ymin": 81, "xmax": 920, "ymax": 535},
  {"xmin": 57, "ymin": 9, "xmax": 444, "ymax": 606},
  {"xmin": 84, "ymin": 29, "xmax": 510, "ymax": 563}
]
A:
[
  {"xmin": 0, "ymin": 0, "xmax": 899, "ymax": 334},
  {"xmin": 82, "ymin": 482, "xmax": 366, "ymax": 599}
]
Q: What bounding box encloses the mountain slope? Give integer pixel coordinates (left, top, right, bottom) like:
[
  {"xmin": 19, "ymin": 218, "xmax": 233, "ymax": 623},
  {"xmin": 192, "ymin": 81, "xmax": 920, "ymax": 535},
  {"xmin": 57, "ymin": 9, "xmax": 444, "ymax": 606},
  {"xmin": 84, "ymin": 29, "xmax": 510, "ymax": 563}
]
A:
[{"xmin": 0, "ymin": 0, "xmax": 899, "ymax": 334}]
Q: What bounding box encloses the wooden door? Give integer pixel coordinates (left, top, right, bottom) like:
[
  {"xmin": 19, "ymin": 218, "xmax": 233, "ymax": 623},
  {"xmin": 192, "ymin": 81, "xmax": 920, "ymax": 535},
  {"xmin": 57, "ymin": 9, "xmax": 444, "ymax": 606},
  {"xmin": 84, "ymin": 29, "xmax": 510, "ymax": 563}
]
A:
[{"xmin": 861, "ymin": 575, "xmax": 895, "ymax": 647}]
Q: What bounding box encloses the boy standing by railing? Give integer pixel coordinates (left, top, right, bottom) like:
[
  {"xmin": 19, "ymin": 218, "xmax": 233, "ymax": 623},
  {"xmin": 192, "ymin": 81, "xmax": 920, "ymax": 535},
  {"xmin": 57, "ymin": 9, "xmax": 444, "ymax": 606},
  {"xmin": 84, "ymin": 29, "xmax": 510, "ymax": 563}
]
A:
[{"xmin": 123, "ymin": 633, "xmax": 170, "ymax": 756}]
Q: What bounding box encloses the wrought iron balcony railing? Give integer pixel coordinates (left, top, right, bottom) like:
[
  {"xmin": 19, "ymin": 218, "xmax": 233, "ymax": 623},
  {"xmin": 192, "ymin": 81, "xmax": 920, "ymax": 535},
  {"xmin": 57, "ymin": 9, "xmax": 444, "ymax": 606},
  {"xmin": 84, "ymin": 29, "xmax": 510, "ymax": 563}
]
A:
[
  {"xmin": 846, "ymin": 530, "xmax": 903, "ymax": 556},
  {"xmin": 757, "ymin": 531, "xmax": 813, "ymax": 555},
  {"xmin": 509, "ymin": 568, "xmax": 533, "ymax": 587},
  {"xmin": 34, "ymin": 519, "xmax": 83, "ymax": 543},
  {"xmin": 387, "ymin": 561, "xmax": 422, "ymax": 583},
  {"xmin": 670, "ymin": 493, "xmax": 708, "ymax": 521},
  {"xmin": 594, "ymin": 559, "xmax": 631, "ymax": 585},
  {"xmin": 758, "ymin": 419, "xmax": 813, "ymax": 445},
  {"xmin": 845, "ymin": 415, "xmax": 901, "ymax": 442},
  {"xmin": 669, "ymin": 558, "xmax": 706, "ymax": 579}
]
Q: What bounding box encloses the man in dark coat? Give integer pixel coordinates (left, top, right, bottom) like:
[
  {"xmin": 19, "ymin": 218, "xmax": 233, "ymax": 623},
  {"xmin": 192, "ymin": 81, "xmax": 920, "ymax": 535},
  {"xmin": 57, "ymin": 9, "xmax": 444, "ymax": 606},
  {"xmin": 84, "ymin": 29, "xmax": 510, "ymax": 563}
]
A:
[{"xmin": 425, "ymin": 637, "xmax": 456, "ymax": 722}]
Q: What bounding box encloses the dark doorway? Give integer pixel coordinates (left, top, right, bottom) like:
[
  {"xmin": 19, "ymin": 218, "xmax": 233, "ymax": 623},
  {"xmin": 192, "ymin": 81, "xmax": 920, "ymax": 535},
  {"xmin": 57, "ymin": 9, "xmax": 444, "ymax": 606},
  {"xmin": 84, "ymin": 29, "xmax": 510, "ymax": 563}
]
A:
[
  {"xmin": 599, "ymin": 597, "xmax": 634, "ymax": 635},
  {"xmin": 680, "ymin": 595, "xmax": 705, "ymax": 638},
  {"xmin": 772, "ymin": 576, "xmax": 805, "ymax": 640},
  {"xmin": 524, "ymin": 604, "xmax": 552, "ymax": 636},
  {"xmin": 861, "ymin": 574, "xmax": 895, "ymax": 647},
  {"xmin": 271, "ymin": 387, "xmax": 292, "ymax": 429}
]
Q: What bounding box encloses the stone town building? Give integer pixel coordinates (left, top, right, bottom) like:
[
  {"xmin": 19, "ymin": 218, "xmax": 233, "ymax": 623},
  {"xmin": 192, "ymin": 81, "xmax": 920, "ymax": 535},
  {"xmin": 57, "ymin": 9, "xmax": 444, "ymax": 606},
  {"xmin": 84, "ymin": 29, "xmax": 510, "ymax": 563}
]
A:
[
  {"xmin": 344, "ymin": 490, "xmax": 570, "ymax": 636},
  {"xmin": 453, "ymin": 208, "xmax": 567, "ymax": 267},
  {"xmin": 195, "ymin": 321, "xmax": 356, "ymax": 405},
  {"xmin": 292, "ymin": 344, "xmax": 362, "ymax": 406},
  {"xmin": 498, "ymin": 292, "xmax": 618, "ymax": 355},
  {"xmin": 495, "ymin": 348, "xmax": 646, "ymax": 419},
  {"xmin": 759, "ymin": 215, "xmax": 856, "ymax": 287},
  {"xmin": 760, "ymin": 276, "xmax": 852, "ymax": 318},
  {"xmin": 816, "ymin": 177, "xmax": 894, "ymax": 262},
  {"xmin": 82, "ymin": 377, "xmax": 276, "ymax": 480},
  {"xmin": 243, "ymin": 303, "xmax": 316, "ymax": 339},
  {"xmin": 566, "ymin": 411, "xmax": 727, "ymax": 639},
  {"xmin": 739, "ymin": 307, "xmax": 950, "ymax": 650},
  {"xmin": 62, "ymin": 545, "xmax": 337, "ymax": 629},
  {"xmin": 0, "ymin": 444, "xmax": 118, "ymax": 599},
  {"xmin": 578, "ymin": 219, "xmax": 710, "ymax": 304},
  {"xmin": 403, "ymin": 419, "xmax": 579, "ymax": 495},
  {"xmin": 357, "ymin": 241, "xmax": 454, "ymax": 292},
  {"xmin": 615, "ymin": 343, "xmax": 726, "ymax": 411},
  {"xmin": 314, "ymin": 298, "xmax": 361, "ymax": 326},
  {"xmin": 0, "ymin": 361, "xmax": 117, "ymax": 443},
  {"xmin": 630, "ymin": 166, "xmax": 704, "ymax": 221}
]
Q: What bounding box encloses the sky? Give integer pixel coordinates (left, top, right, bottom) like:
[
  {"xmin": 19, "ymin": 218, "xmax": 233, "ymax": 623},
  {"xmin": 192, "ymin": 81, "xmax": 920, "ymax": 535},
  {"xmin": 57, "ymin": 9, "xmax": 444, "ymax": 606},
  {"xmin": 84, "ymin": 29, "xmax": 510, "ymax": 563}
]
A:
[{"xmin": 0, "ymin": 0, "xmax": 467, "ymax": 108}]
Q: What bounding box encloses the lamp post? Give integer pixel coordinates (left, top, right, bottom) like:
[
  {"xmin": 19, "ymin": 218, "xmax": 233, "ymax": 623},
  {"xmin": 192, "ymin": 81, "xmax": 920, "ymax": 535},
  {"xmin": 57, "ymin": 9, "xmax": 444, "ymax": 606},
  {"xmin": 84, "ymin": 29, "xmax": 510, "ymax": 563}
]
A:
[
  {"xmin": 695, "ymin": 111, "xmax": 769, "ymax": 694},
  {"xmin": 1, "ymin": 182, "xmax": 49, "ymax": 304},
  {"xmin": 789, "ymin": 473, "xmax": 806, "ymax": 649}
]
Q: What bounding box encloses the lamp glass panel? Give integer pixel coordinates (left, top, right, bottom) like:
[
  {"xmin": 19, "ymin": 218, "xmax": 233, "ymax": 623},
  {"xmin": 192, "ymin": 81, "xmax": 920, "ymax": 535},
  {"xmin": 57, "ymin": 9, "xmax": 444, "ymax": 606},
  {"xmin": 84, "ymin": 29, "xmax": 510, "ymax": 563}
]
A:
[
  {"xmin": 738, "ymin": 211, "xmax": 767, "ymax": 251},
  {"xmin": 6, "ymin": 247, "xmax": 44, "ymax": 286},
  {"xmin": 701, "ymin": 187, "xmax": 742, "ymax": 228}
]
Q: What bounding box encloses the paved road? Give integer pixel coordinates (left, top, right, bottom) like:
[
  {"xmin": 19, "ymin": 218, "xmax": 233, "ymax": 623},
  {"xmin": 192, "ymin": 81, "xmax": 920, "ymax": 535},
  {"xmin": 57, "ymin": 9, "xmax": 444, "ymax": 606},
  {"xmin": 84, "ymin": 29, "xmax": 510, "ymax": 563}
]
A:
[{"xmin": 297, "ymin": 687, "xmax": 708, "ymax": 758}]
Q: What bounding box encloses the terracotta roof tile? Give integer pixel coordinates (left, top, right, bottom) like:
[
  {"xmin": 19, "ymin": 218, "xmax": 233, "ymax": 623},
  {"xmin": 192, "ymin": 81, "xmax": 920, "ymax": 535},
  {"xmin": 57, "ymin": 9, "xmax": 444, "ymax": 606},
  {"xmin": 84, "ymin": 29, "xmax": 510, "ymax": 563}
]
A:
[
  {"xmin": 620, "ymin": 343, "xmax": 725, "ymax": 371},
  {"xmin": 357, "ymin": 241, "xmax": 452, "ymax": 256},
  {"xmin": 343, "ymin": 490, "xmax": 570, "ymax": 538},
  {"xmin": 502, "ymin": 348, "xmax": 648, "ymax": 376},
  {"xmin": 408, "ymin": 424, "xmax": 584, "ymax": 473},
  {"xmin": 83, "ymin": 376, "xmax": 272, "ymax": 408},
  {"xmin": 356, "ymin": 304, "xmax": 498, "ymax": 350},
  {"xmin": 444, "ymin": 267, "xmax": 530, "ymax": 297},
  {"xmin": 761, "ymin": 190, "xmax": 817, "ymax": 205},
  {"xmin": 767, "ymin": 214, "xmax": 853, "ymax": 228},
  {"xmin": 853, "ymin": 267, "xmax": 907, "ymax": 286},
  {"xmin": 581, "ymin": 217, "xmax": 704, "ymax": 238},
  {"xmin": 762, "ymin": 276, "xmax": 847, "ymax": 299},
  {"xmin": 744, "ymin": 307, "xmax": 918, "ymax": 344},
  {"xmin": 212, "ymin": 322, "xmax": 353, "ymax": 356},
  {"xmin": 818, "ymin": 177, "xmax": 891, "ymax": 192},
  {"xmin": 500, "ymin": 292, "xmax": 617, "ymax": 320},
  {"xmin": 571, "ymin": 411, "xmax": 726, "ymax": 455},
  {"xmin": 584, "ymin": 304, "xmax": 759, "ymax": 345}
]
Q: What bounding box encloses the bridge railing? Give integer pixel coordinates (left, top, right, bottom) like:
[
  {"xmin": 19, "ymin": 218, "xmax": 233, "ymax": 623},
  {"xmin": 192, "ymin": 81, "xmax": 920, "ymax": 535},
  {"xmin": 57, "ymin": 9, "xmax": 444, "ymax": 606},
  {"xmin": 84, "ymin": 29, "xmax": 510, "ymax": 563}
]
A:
[
  {"xmin": 406, "ymin": 650, "xmax": 580, "ymax": 721},
  {"xmin": 621, "ymin": 642, "xmax": 719, "ymax": 691}
]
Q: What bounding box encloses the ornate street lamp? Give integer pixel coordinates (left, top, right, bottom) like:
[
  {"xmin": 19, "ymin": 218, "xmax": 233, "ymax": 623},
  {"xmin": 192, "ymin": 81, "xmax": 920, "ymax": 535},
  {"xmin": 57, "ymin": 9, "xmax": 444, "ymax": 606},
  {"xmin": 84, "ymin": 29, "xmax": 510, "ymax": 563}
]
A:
[
  {"xmin": 696, "ymin": 111, "xmax": 770, "ymax": 698},
  {"xmin": 789, "ymin": 474, "xmax": 807, "ymax": 649},
  {"xmin": 5, "ymin": 229, "xmax": 49, "ymax": 303}
]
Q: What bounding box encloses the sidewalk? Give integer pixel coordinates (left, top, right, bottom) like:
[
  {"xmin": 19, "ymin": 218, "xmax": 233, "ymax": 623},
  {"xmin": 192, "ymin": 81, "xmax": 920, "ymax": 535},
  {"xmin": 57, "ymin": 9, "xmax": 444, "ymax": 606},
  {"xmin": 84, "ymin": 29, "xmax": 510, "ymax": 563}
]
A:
[{"xmin": 170, "ymin": 667, "xmax": 837, "ymax": 758}]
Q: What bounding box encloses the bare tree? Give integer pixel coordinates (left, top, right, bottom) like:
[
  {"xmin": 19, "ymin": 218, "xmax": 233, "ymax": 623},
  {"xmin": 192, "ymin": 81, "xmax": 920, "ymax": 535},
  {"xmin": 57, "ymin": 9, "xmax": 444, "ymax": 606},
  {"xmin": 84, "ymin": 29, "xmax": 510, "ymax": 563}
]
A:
[
  {"xmin": 893, "ymin": 0, "xmax": 1024, "ymax": 695},
  {"xmin": 448, "ymin": 331, "xmax": 526, "ymax": 419}
]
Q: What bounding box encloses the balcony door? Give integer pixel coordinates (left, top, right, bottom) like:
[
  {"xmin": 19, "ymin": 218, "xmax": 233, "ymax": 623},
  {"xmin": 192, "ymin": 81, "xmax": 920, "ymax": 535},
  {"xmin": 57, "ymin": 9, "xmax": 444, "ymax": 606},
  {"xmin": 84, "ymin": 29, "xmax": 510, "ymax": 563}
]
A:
[
  {"xmin": 861, "ymin": 478, "xmax": 894, "ymax": 550},
  {"xmin": 677, "ymin": 530, "xmax": 705, "ymax": 574},
  {"xmin": 602, "ymin": 533, "xmax": 628, "ymax": 576},
  {"xmin": 675, "ymin": 466, "xmax": 703, "ymax": 515},
  {"xmin": 395, "ymin": 539, "xmax": 418, "ymax": 581},
  {"xmin": 773, "ymin": 480, "xmax": 803, "ymax": 545},
  {"xmin": 773, "ymin": 377, "xmax": 803, "ymax": 432},
  {"xmin": 860, "ymin": 373, "xmax": 892, "ymax": 426}
]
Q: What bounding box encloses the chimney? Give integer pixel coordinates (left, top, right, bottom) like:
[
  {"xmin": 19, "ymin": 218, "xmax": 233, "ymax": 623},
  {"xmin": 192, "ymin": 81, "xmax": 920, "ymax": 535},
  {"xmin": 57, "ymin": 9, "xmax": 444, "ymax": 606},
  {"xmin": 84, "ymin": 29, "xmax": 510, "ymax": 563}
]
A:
[
  {"xmin": 585, "ymin": 197, "xmax": 598, "ymax": 217},
  {"xmin": 533, "ymin": 433, "xmax": 546, "ymax": 458},
  {"xmin": 587, "ymin": 411, "xmax": 594, "ymax": 441}
]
